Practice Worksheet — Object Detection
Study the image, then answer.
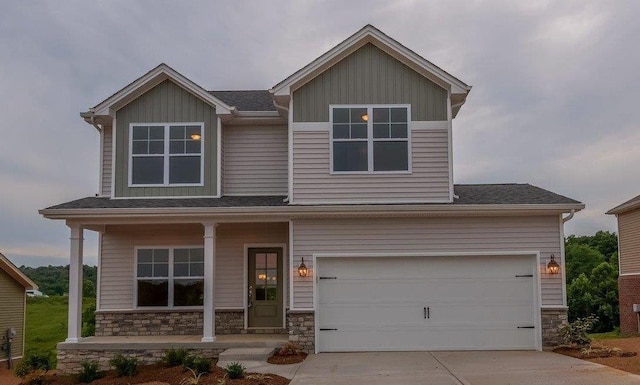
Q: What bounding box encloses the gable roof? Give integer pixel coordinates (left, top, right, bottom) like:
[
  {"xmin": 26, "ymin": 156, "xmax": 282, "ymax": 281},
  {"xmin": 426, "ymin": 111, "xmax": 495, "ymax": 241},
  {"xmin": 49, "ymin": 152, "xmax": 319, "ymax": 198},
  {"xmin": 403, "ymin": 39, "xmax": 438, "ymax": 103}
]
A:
[
  {"xmin": 210, "ymin": 90, "xmax": 276, "ymax": 112},
  {"xmin": 0, "ymin": 253, "xmax": 37, "ymax": 290},
  {"xmin": 84, "ymin": 63, "xmax": 236, "ymax": 120},
  {"xmin": 607, "ymin": 194, "xmax": 640, "ymax": 215},
  {"xmin": 271, "ymin": 24, "xmax": 472, "ymax": 117}
]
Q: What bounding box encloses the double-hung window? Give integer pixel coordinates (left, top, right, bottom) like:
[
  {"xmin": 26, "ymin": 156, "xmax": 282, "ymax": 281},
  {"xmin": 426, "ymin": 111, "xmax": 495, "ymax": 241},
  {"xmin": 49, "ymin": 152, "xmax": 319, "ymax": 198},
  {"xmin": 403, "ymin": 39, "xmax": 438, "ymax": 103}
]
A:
[
  {"xmin": 136, "ymin": 247, "xmax": 204, "ymax": 308},
  {"xmin": 130, "ymin": 123, "xmax": 204, "ymax": 186},
  {"xmin": 331, "ymin": 106, "xmax": 409, "ymax": 173}
]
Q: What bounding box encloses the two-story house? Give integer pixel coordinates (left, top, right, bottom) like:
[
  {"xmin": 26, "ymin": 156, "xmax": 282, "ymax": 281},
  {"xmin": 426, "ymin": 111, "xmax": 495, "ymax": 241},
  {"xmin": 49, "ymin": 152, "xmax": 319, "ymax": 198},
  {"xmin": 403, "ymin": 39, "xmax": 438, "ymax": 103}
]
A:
[{"xmin": 40, "ymin": 25, "xmax": 584, "ymax": 372}]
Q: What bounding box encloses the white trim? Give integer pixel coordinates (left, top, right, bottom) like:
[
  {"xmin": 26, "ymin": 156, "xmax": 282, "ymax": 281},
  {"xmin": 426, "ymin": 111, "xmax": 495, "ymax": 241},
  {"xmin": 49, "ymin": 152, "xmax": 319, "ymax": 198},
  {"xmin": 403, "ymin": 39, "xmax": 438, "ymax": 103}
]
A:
[
  {"xmin": 292, "ymin": 122, "xmax": 330, "ymax": 132},
  {"xmin": 98, "ymin": 127, "xmax": 104, "ymax": 196},
  {"xmin": 110, "ymin": 195, "xmax": 220, "ymax": 200},
  {"xmin": 93, "ymin": 64, "xmax": 234, "ymax": 116},
  {"xmin": 617, "ymin": 216, "xmax": 622, "ymax": 276},
  {"xmin": 96, "ymin": 231, "xmax": 102, "ymax": 311},
  {"xmin": 292, "ymin": 199, "xmax": 453, "ymax": 205},
  {"xmin": 559, "ymin": 215, "xmax": 568, "ymax": 307},
  {"xmin": 289, "ymin": 220, "xmax": 294, "ymax": 310},
  {"xmin": 271, "ymin": 25, "xmax": 470, "ymax": 97},
  {"xmin": 128, "ymin": 122, "xmax": 205, "ymax": 188},
  {"xmin": 411, "ymin": 121, "xmax": 449, "ymax": 130},
  {"xmin": 313, "ymin": 250, "xmax": 543, "ymax": 353},
  {"xmin": 447, "ymin": 91, "xmax": 454, "ymax": 203},
  {"xmin": 244, "ymin": 244, "xmax": 288, "ymax": 329},
  {"xmin": 329, "ymin": 104, "xmax": 412, "ymax": 175},
  {"xmin": 618, "ymin": 272, "xmax": 640, "ymax": 276},
  {"xmin": 216, "ymin": 117, "xmax": 222, "ymax": 197},
  {"xmin": 288, "ymin": 98, "xmax": 294, "ymax": 203},
  {"xmin": 111, "ymin": 118, "xmax": 116, "ymax": 198},
  {"xmin": 540, "ymin": 306, "xmax": 569, "ymax": 309},
  {"xmin": 132, "ymin": 245, "xmax": 205, "ymax": 309}
]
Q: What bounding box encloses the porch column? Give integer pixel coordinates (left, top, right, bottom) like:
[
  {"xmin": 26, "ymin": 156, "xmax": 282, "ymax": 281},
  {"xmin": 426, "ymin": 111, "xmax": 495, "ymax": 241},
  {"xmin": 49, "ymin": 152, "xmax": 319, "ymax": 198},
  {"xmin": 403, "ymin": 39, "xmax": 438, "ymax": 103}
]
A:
[
  {"xmin": 66, "ymin": 224, "xmax": 84, "ymax": 343},
  {"xmin": 202, "ymin": 222, "xmax": 217, "ymax": 342}
]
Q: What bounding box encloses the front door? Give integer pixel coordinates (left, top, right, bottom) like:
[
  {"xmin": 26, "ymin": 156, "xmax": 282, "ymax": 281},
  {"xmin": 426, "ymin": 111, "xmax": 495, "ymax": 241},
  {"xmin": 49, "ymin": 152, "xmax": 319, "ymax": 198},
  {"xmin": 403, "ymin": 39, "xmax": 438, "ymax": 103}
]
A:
[{"xmin": 248, "ymin": 248, "xmax": 283, "ymax": 327}]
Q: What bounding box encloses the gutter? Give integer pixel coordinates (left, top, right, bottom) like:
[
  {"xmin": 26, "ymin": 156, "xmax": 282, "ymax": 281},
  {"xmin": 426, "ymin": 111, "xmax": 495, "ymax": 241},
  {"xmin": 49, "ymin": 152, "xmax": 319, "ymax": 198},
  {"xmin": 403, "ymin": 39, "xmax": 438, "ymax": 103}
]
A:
[
  {"xmin": 562, "ymin": 209, "xmax": 576, "ymax": 223},
  {"xmin": 40, "ymin": 203, "xmax": 585, "ymax": 221}
]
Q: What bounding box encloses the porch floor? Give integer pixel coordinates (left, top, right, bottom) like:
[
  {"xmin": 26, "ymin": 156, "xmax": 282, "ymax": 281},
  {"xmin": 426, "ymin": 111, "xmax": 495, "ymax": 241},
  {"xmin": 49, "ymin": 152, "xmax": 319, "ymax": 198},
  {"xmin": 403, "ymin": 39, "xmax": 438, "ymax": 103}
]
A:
[{"xmin": 58, "ymin": 334, "xmax": 289, "ymax": 350}]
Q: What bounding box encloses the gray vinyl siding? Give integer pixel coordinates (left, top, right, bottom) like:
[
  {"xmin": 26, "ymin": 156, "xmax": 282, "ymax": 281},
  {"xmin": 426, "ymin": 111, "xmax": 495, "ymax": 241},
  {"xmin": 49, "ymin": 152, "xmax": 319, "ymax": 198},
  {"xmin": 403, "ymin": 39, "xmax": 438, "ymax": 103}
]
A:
[
  {"xmin": 0, "ymin": 269, "xmax": 25, "ymax": 360},
  {"xmin": 101, "ymin": 125, "xmax": 112, "ymax": 196},
  {"xmin": 99, "ymin": 223, "xmax": 288, "ymax": 310},
  {"xmin": 114, "ymin": 80, "xmax": 218, "ymax": 197},
  {"xmin": 223, "ymin": 124, "xmax": 288, "ymax": 195},
  {"xmin": 292, "ymin": 128, "xmax": 450, "ymax": 203},
  {"xmin": 618, "ymin": 208, "xmax": 640, "ymax": 274},
  {"xmin": 291, "ymin": 215, "xmax": 564, "ymax": 309},
  {"xmin": 293, "ymin": 43, "xmax": 448, "ymax": 122}
]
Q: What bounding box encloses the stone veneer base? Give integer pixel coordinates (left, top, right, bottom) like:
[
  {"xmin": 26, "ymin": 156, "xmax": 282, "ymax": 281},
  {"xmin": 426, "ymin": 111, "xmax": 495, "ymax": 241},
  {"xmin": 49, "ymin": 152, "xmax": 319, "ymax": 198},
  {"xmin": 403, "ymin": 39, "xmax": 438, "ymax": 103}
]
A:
[
  {"xmin": 287, "ymin": 310, "xmax": 315, "ymax": 353},
  {"xmin": 541, "ymin": 308, "xmax": 568, "ymax": 346}
]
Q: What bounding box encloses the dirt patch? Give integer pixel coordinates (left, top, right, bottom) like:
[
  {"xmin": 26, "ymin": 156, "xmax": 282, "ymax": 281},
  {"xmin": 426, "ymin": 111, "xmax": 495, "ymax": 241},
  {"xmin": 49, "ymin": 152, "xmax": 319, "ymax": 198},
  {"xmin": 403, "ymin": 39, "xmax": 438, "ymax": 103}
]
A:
[
  {"xmin": 554, "ymin": 337, "xmax": 640, "ymax": 375},
  {"xmin": 19, "ymin": 363, "xmax": 290, "ymax": 385},
  {"xmin": 0, "ymin": 366, "xmax": 21, "ymax": 385},
  {"xmin": 267, "ymin": 352, "xmax": 307, "ymax": 365}
]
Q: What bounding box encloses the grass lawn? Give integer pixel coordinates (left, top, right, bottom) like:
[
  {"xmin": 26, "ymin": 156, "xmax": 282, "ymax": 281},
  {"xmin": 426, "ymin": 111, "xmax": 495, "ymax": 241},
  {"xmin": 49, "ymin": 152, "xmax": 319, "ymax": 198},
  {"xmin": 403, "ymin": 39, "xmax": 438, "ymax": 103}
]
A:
[
  {"xmin": 25, "ymin": 296, "xmax": 95, "ymax": 363},
  {"xmin": 590, "ymin": 329, "xmax": 621, "ymax": 340}
]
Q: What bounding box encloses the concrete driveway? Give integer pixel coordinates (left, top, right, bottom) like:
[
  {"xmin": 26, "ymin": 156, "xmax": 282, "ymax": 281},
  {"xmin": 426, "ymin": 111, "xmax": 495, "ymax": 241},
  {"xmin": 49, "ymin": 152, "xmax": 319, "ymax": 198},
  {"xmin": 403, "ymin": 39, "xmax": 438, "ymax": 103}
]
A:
[{"xmin": 289, "ymin": 351, "xmax": 640, "ymax": 385}]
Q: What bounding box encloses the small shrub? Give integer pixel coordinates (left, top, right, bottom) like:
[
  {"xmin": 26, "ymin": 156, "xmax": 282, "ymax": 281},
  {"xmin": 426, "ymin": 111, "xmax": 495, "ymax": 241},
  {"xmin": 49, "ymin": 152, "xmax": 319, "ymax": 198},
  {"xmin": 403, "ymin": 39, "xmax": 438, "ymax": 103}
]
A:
[
  {"xmin": 247, "ymin": 373, "xmax": 272, "ymax": 384},
  {"xmin": 82, "ymin": 303, "xmax": 96, "ymax": 337},
  {"xmin": 180, "ymin": 368, "xmax": 203, "ymax": 385},
  {"xmin": 277, "ymin": 342, "xmax": 300, "ymax": 356},
  {"xmin": 14, "ymin": 353, "xmax": 52, "ymax": 377},
  {"xmin": 78, "ymin": 359, "xmax": 104, "ymax": 383},
  {"xmin": 216, "ymin": 374, "xmax": 228, "ymax": 385},
  {"xmin": 559, "ymin": 315, "xmax": 599, "ymax": 346},
  {"xmin": 22, "ymin": 369, "xmax": 47, "ymax": 385},
  {"xmin": 224, "ymin": 362, "xmax": 245, "ymax": 379},
  {"xmin": 183, "ymin": 354, "xmax": 212, "ymax": 375},
  {"xmin": 109, "ymin": 354, "xmax": 138, "ymax": 377},
  {"xmin": 164, "ymin": 348, "xmax": 189, "ymax": 366}
]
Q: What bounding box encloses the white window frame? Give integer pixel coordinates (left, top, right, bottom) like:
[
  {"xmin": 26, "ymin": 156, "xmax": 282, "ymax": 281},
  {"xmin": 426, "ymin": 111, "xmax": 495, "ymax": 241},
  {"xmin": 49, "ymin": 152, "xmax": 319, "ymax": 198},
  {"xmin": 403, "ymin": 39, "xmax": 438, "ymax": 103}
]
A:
[
  {"xmin": 133, "ymin": 245, "xmax": 205, "ymax": 309},
  {"xmin": 128, "ymin": 122, "xmax": 205, "ymax": 187},
  {"xmin": 329, "ymin": 105, "xmax": 412, "ymax": 174}
]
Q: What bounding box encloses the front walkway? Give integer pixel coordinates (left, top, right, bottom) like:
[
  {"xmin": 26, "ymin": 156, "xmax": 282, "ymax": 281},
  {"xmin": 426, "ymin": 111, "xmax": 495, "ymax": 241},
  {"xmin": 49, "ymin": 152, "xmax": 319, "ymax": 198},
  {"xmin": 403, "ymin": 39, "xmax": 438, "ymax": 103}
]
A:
[
  {"xmin": 289, "ymin": 351, "xmax": 640, "ymax": 385},
  {"xmin": 58, "ymin": 334, "xmax": 288, "ymax": 350}
]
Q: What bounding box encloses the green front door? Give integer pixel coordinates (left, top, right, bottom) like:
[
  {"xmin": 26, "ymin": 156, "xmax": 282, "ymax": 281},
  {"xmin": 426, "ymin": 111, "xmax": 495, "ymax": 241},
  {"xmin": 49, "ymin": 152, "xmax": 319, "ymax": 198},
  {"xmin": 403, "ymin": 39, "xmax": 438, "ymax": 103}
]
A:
[{"xmin": 248, "ymin": 248, "xmax": 283, "ymax": 328}]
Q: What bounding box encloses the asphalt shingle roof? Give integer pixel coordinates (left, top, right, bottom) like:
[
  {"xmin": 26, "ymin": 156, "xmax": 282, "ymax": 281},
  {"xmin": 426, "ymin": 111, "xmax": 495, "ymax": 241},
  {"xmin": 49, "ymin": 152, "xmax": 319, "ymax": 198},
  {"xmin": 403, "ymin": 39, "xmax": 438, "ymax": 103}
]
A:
[
  {"xmin": 210, "ymin": 90, "xmax": 276, "ymax": 112},
  {"xmin": 44, "ymin": 184, "xmax": 581, "ymax": 210}
]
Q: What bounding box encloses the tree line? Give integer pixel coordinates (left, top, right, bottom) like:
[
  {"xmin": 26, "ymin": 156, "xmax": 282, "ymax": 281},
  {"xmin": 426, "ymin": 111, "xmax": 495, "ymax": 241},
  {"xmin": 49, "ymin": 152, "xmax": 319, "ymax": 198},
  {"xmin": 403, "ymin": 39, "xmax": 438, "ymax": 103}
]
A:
[{"xmin": 19, "ymin": 265, "xmax": 97, "ymax": 298}]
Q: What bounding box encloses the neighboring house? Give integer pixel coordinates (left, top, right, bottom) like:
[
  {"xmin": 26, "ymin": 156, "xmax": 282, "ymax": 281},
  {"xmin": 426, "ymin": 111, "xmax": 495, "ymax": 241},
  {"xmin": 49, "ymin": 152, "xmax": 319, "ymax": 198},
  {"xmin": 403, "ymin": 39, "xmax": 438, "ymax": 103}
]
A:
[
  {"xmin": 607, "ymin": 194, "xmax": 640, "ymax": 335},
  {"xmin": 0, "ymin": 253, "xmax": 37, "ymax": 365},
  {"xmin": 40, "ymin": 25, "xmax": 584, "ymax": 371}
]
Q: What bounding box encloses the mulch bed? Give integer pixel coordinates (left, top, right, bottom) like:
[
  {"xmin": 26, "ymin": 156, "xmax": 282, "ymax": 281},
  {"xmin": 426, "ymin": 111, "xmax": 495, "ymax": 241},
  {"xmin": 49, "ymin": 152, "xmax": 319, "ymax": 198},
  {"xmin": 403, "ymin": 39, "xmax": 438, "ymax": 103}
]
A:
[
  {"xmin": 267, "ymin": 352, "xmax": 307, "ymax": 365},
  {"xmin": 29, "ymin": 362, "xmax": 289, "ymax": 385}
]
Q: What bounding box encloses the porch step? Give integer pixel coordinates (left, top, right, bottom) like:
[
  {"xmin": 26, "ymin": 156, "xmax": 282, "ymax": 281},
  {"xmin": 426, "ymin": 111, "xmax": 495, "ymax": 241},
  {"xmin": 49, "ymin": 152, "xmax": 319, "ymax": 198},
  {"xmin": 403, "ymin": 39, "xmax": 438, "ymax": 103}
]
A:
[{"xmin": 218, "ymin": 347, "xmax": 275, "ymax": 362}]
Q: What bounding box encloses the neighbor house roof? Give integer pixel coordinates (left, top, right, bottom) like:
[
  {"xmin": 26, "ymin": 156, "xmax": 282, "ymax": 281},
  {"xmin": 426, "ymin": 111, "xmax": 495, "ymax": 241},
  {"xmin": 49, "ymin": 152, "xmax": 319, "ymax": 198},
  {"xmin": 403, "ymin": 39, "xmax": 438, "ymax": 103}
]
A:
[
  {"xmin": 606, "ymin": 194, "xmax": 640, "ymax": 215},
  {"xmin": 42, "ymin": 184, "xmax": 581, "ymax": 211},
  {"xmin": 0, "ymin": 253, "xmax": 37, "ymax": 290}
]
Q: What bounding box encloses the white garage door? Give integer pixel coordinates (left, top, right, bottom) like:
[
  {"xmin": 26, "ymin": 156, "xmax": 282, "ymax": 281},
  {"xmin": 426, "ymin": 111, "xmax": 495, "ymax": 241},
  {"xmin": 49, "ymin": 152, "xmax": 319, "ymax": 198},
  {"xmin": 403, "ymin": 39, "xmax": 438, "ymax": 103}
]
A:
[{"xmin": 317, "ymin": 255, "xmax": 538, "ymax": 352}]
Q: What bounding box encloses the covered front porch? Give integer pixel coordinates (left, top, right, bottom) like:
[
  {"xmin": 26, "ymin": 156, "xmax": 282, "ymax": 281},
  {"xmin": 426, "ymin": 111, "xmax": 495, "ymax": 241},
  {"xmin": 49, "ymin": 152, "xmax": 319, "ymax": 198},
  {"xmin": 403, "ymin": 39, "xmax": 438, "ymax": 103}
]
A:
[{"xmin": 57, "ymin": 218, "xmax": 299, "ymax": 372}]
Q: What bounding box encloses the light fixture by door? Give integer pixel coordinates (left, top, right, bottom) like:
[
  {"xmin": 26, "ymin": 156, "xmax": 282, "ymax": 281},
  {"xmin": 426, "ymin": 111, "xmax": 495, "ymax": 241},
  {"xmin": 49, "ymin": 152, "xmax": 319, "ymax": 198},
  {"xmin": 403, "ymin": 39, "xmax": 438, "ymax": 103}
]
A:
[
  {"xmin": 190, "ymin": 133, "xmax": 201, "ymax": 140},
  {"xmin": 298, "ymin": 257, "xmax": 308, "ymax": 277},
  {"xmin": 547, "ymin": 254, "xmax": 560, "ymax": 274}
]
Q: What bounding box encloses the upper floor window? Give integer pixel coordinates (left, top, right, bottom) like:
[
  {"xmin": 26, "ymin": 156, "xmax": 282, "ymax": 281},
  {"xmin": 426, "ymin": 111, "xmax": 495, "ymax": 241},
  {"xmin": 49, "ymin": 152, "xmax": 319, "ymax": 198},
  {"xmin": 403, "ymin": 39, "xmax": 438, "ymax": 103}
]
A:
[
  {"xmin": 331, "ymin": 106, "xmax": 409, "ymax": 173},
  {"xmin": 129, "ymin": 123, "xmax": 204, "ymax": 186}
]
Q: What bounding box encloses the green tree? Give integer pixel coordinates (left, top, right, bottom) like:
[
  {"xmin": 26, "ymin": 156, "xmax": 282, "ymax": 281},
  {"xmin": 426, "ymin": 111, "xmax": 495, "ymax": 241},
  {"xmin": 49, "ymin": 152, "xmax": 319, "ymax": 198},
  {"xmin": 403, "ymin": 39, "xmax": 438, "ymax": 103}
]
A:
[{"xmin": 564, "ymin": 243, "xmax": 605, "ymax": 283}]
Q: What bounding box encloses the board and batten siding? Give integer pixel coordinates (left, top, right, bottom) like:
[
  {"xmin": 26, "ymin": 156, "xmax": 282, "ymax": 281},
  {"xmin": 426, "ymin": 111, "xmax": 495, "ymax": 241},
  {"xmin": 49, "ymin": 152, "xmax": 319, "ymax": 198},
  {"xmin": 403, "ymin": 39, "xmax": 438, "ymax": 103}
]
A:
[
  {"xmin": 292, "ymin": 43, "xmax": 448, "ymax": 122},
  {"xmin": 114, "ymin": 79, "xmax": 218, "ymax": 197},
  {"xmin": 292, "ymin": 128, "xmax": 450, "ymax": 203},
  {"xmin": 291, "ymin": 216, "xmax": 565, "ymax": 309},
  {"xmin": 0, "ymin": 269, "xmax": 25, "ymax": 360},
  {"xmin": 101, "ymin": 125, "xmax": 113, "ymax": 196},
  {"xmin": 99, "ymin": 223, "xmax": 288, "ymax": 310},
  {"xmin": 223, "ymin": 124, "xmax": 288, "ymax": 195},
  {"xmin": 618, "ymin": 208, "xmax": 640, "ymax": 274}
]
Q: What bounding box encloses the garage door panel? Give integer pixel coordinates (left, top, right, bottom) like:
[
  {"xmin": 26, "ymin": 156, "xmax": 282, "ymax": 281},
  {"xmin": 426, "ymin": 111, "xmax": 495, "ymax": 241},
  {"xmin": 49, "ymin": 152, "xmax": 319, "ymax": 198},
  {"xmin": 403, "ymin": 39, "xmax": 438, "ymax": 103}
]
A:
[{"xmin": 317, "ymin": 255, "xmax": 537, "ymax": 351}]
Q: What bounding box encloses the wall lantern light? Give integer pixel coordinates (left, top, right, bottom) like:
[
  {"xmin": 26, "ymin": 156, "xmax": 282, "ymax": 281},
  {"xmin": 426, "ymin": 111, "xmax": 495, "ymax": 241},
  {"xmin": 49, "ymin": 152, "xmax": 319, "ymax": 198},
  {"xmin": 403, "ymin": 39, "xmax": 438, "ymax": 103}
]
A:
[
  {"xmin": 360, "ymin": 113, "xmax": 369, "ymax": 122},
  {"xmin": 547, "ymin": 254, "xmax": 560, "ymax": 274},
  {"xmin": 190, "ymin": 133, "xmax": 202, "ymax": 140},
  {"xmin": 298, "ymin": 257, "xmax": 309, "ymax": 277}
]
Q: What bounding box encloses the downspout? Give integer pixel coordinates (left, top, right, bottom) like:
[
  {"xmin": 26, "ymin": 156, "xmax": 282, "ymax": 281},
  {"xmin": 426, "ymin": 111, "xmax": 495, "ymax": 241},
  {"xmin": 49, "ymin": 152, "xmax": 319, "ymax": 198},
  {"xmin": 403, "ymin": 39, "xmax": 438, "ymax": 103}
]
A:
[
  {"xmin": 89, "ymin": 115, "xmax": 101, "ymax": 132},
  {"xmin": 562, "ymin": 209, "xmax": 575, "ymax": 223},
  {"xmin": 272, "ymin": 95, "xmax": 291, "ymax": 203}
]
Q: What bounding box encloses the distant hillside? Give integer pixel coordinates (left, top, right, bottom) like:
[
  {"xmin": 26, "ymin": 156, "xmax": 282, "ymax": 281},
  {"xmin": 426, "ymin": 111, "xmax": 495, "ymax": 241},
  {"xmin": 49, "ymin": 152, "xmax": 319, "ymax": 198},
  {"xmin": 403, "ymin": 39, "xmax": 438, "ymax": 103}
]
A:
[{"xmin": 19, "ymin": 265, "xmax": 97, "ymax": 297}]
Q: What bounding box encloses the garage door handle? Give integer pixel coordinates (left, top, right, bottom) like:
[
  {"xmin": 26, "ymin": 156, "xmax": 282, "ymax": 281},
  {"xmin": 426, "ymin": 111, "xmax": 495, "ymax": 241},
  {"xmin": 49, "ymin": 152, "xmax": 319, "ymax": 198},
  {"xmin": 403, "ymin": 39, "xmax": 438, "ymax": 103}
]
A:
[
  {"xmin": 517, "ymin": 326, "xmax": 535, "ymax": 329},
  {"xmin": 424, "ymin": 307, "xmax": 430, "ymax": 319}
]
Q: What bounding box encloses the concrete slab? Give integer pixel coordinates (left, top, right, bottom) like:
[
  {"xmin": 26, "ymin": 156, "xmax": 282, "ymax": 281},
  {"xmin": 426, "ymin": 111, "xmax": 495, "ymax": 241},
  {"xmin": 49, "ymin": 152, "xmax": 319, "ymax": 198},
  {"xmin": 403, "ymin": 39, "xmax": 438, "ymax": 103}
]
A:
[
  {"xmin": 219, "ymin": 347, "xmax": 275, "ymax": 361},
  {"xmin": 289, "ymin": 351, "xmax": 640, "ymax": 385}
]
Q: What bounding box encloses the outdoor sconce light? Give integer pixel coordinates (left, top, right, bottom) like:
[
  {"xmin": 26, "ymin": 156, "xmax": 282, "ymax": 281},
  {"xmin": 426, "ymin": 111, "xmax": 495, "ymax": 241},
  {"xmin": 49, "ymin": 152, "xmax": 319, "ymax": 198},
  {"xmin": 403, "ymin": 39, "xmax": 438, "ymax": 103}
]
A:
[
  {"xmin": 190, "ymin": 133, "xmax": 202, "ymax": 140},
  {"xmin": 547, "ymin": 254, "xmax": 560, "ymax": 274},
  {"xmin": 360, "ymin": 113, "xmax": 369, "ymax": 122},
  {"xmin": 258, "ymin": 273, "xmax": 267, "ymax": 281},
  {"xmin": 298, "ymin": 257, "xmax": 309, "ymax": 277}
]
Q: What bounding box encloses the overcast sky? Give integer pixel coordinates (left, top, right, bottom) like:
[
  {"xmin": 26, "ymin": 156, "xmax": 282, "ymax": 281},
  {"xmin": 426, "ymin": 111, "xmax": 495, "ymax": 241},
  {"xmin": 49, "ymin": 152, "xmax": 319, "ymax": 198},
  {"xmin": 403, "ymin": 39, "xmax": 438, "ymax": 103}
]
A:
[{"xmin": 1, "ymin": 1, "xmax": 638, "ymax": 267}]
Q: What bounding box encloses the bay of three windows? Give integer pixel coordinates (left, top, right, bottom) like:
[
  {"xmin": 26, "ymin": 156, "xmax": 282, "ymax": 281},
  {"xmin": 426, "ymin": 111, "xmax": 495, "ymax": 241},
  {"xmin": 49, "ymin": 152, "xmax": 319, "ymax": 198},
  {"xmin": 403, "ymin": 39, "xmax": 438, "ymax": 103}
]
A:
[
  {"xmin": 130, "ymin": 123, "xmax": 203, "ymax": 186},
  {"xmin": 332, "ymin": 106, "xmax": 409, "ymax": 173}
]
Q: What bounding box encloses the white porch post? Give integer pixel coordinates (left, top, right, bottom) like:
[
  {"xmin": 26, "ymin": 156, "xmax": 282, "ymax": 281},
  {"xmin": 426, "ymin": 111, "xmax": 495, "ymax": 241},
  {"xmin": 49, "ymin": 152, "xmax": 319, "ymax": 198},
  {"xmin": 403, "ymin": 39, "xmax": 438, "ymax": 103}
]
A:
[
  {"xmin": 66, "ymin": 224, "xmax": 84, "ymax": 343},
  {"xmin": 202, "ymin": 222, "xmax": 217, "ymax": 342}
]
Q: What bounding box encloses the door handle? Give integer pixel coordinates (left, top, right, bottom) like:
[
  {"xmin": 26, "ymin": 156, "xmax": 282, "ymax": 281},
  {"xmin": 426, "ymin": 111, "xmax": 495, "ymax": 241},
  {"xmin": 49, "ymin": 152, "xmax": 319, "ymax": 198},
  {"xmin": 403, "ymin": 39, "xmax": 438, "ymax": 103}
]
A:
[{"xmin": 424, "ymin": 307, "xmax": 430, "ymax": 319}]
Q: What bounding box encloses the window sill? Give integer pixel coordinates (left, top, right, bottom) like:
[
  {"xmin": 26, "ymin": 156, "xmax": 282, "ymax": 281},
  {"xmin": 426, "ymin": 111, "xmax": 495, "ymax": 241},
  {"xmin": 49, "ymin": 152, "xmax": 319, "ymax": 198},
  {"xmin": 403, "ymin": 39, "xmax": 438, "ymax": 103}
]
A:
[
  {"xmin": 330, "ymin": 171, "xmax": 412, "ymax": 176},
  {"xmin": 128, "ymin": 183, "xmax": 205, "ymax": 188}
]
